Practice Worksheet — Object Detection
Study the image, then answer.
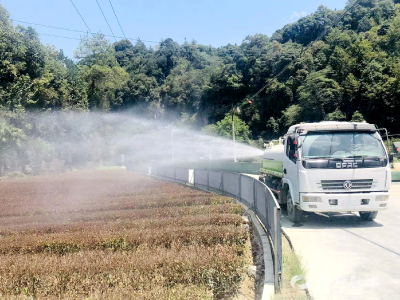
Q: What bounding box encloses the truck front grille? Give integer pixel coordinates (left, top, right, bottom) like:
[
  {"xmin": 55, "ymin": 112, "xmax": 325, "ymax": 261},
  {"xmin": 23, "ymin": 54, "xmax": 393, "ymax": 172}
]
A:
[{"xmin": 320, "ymin": 179, "xmax": 373, "ymax": 190}]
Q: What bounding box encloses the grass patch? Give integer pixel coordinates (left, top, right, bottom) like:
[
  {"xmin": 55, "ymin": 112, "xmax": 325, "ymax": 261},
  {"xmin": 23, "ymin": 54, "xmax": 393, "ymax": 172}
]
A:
[{"xmin": 271, "ymin": 236, "xmax": 308, "ymax": 300}]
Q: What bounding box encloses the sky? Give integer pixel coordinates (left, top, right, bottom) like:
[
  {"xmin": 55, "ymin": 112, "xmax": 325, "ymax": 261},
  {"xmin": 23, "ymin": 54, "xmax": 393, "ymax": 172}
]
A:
[{"xmin": 2, "ymin": 0, "xmax": 348, "ymax": 59}]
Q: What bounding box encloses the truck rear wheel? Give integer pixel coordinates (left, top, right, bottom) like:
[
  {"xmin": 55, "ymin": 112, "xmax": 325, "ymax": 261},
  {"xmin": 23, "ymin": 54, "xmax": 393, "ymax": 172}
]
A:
[
  {"xmin": 359, "ymin": 211, "xmax": 378, "ymax": 221},
  {"xmin": 287, "ymin": 189, "xmax": 302, "ymax": 223}
]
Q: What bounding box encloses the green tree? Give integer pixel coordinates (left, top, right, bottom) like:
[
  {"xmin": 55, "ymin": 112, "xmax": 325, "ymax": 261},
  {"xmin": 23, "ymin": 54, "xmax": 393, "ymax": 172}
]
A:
[
  {"xmin": 1, "ymin": 0, "xmax": 400, "ymax": 154},
  {"xmin": 266, "ymin": 117, "xmax": 279, "ymax": 136},
  {"xmin": 325, "ymin": 109, "xmax": 346, "ymax": 121},
  {"xmin": 281, "ymin": 105, "xmax": 302, "ymax": 127},
  {"xmin": 351, "ymin": 110, "xmax": 366, "ymax": 122},
  {"xmin": 156, "ymin": 38, "xmax": 180, "ymax": 78},
  {"xmin": 75, "ymin": 34, "xmax": 129, "ymax": 110},
  {"xmin": 79, "ymin": 64, "xmax": 129, "ymax": 110},
  {"xmin": 298, "ymin": 69, "xmax": 343, "ymax": 122},
  {"xmin": 202, "ymin": 114, "xmax": 250, "ymax": 142},
  {"xmin": 74, "ymin": 34, "xmax": 117, "ymax": 67}
]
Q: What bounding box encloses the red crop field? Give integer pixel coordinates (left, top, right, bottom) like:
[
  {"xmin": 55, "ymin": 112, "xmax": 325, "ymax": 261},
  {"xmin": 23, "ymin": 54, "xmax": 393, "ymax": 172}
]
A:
[{"xmin": 0, "ymin": 170, "xmax": 255, "ymax": 299}]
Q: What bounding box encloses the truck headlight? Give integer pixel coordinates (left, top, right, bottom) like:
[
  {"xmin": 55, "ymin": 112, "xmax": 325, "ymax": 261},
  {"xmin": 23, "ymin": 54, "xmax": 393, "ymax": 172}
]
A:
[
  {"xmin": 376, "ymin": 195, "xmax": 389, "ymax": 202},
  {"xmin": 302, "ymin": 196, "xmax": 322, "ymax": 202}
]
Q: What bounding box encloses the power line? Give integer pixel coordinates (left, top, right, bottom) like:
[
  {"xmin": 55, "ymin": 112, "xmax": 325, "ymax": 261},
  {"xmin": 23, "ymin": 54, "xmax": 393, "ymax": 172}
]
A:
[
  {"xmin": 108, "ymin": 0, "xmax": 126, "ymax": 39},
  {"xmin": 248, "ymin": 0, "xmax": 362, "ymax": 101},
  {"xmin": 11, "ymin": 19, "xmax": 159, "ymax": 43},
  {"xmin": 95, "ymin": 0, "xmax": 117, "ymax": 42},
  {"xmin": 13, "ymin": 19, "xmax": 87, "ymax": 34},
  {"xmin": 69, "ymin": 0, "xmax": 92, "ymax": 34},
  {"xmin": 37, "ymin": 32, "xmax": 81, "ymax": 40}
]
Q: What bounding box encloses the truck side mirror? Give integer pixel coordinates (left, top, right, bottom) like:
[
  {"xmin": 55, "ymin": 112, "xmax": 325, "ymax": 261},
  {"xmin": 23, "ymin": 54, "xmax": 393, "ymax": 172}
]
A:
[{"xmin": 389, "ymin": 154, "xmax": 394, "ymax": 163}]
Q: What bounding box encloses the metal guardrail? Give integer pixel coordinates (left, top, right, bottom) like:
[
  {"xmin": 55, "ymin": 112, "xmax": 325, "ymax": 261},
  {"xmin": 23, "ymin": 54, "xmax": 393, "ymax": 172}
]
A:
[{"xmin": 146, "ymin": 165, "xmax": 282, "ymax": 292}]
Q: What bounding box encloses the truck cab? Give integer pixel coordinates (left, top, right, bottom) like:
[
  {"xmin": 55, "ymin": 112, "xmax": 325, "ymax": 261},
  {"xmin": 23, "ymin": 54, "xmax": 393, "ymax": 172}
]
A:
[{"xmin": 261, "ymin": 122, "xmax": 391, "ymax": 222}]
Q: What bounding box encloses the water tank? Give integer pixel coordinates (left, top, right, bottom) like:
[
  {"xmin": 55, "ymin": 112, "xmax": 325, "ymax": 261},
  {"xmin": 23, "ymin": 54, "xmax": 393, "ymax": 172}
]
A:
[
  {"xmin": 262, "ymin": 145, "xmax": 284, "ymax": 176},
  {"xmin": 263, "ymin": 145, "xmax": 284, "ymax": 161}
]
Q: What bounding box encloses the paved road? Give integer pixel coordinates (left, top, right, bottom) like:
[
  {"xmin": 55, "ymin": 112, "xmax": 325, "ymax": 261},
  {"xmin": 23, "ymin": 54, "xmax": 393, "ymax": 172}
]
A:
[{"xmin": 282, "ymin": 183, "xmax": 400, "ymax": 300}]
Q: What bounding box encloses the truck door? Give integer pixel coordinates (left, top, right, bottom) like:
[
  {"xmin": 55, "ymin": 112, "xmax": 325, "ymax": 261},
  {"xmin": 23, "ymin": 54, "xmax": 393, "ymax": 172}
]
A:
[{"xmin": 284, "ymin": 135, "xmax": 299, "ymax": 203}]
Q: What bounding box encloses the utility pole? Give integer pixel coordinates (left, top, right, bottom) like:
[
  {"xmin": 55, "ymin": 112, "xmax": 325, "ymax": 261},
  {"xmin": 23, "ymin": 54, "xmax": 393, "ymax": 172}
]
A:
[
  {"xmin": 232, "ymin": 104, "xmax": 237, "ymax": 163},
  {"xmin": 231, "ymin": 100, "xmax": 252, "ymax": 163}
]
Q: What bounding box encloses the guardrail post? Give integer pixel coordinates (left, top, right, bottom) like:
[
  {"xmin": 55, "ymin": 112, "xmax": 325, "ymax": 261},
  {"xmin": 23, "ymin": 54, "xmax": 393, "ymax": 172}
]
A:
[
  {"xmin": 253, "ymin": 179, "xmax": 256, "ymax": 210},
  {"xmin": 221, "ymin": 172, "xmax": 224, "ymax": 196},
  {"xmin": 274, "ymin": 206, "xmax": 281, "ymax": 293},
  {"xmin": 189, "ymin": 169, "xmax": 194, "ymax": 185},
  {"xmin": 278, "ymin": 207, "xmax": 282, "ymax": 290},
  {"xmin": 265, "ymin": 187, "xmax": 269, "ymax": 231},
  {"xmin": 238, "ymin": 174, "xmax": 241, "ymax": 201},
  {"xmin": 207, "ymin": 170, "xmax": 209, "ymax": 191}
]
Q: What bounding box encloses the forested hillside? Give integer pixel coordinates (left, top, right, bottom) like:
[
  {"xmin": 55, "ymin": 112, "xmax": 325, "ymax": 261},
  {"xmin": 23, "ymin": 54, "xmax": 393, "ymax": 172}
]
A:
[{"xmin": 0, "ymin": 0, "xmax": 400, "ymax": 167}]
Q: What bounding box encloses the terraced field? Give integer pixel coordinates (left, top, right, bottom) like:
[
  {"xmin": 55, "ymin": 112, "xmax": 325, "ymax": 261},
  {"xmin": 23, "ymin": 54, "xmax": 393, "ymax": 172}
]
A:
[{"xmin": 0, "ymin": 170, "xmax": 254, "ymax": 299}]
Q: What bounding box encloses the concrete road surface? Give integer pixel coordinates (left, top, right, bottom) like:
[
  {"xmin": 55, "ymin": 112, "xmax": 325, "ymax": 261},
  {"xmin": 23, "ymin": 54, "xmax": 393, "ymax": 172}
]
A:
[{"xmin": 281, "ymin": 183, "xmax": 400, "ymax": 300}]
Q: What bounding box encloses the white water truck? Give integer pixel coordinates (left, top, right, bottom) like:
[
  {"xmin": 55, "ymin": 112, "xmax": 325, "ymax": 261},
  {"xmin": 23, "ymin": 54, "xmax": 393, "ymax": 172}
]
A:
[{"xmin": 260, "ymin": 122, "xmax": 393, "ymax": 223}]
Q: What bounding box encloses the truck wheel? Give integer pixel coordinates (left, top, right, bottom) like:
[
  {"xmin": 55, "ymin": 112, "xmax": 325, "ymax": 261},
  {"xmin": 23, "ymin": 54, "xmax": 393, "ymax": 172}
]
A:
[
  {"xmin": 359, "ymin": 211, "xmax": 378, "ymax": 221},
  {"xmin": 287, "ymin": 189, "xmax": 302, "ymax": 223}
]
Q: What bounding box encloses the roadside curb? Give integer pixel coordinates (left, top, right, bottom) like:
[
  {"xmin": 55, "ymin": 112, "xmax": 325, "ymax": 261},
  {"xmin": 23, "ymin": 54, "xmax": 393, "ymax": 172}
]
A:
[{"xmin": 242, "ymin": 205, "xmax": 275, "ymax": 300}]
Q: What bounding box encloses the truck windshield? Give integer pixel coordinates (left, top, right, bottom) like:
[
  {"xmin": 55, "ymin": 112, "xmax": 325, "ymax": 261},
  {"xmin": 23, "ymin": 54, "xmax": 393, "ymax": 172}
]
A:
[{"xmin": 300, "ymin": 131, "xmax": 386, "ymax": 159}]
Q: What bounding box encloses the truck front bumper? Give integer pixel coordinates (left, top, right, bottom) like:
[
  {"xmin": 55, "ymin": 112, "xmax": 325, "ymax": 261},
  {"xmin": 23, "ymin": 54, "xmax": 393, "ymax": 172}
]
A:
[{"xmin": 299, "ymin": 192, "xmax": 389, "ymax": 212}]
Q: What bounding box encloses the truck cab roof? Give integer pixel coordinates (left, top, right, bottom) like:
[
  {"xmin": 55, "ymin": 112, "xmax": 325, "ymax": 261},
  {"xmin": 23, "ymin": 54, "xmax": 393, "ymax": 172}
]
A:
[{"xmin": 287, "ymin": 121, "xmax": 377, "ymax": 134}]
